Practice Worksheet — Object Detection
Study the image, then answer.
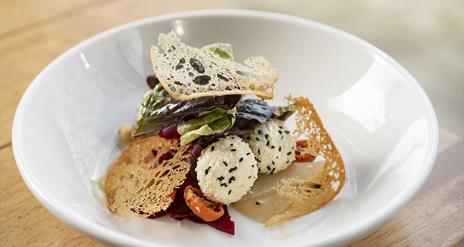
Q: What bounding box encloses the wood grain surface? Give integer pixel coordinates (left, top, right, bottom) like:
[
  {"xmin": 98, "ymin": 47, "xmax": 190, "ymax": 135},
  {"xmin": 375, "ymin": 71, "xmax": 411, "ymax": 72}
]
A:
[{"xmin": 1, "ymin": 0, "xmax": 463, "ymax": 246}]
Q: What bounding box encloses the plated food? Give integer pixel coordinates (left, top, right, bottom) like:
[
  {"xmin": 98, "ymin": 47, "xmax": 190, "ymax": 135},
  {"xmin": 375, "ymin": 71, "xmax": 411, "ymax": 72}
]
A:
[{"xmin": 103, "ymin": 31, "xmax": 345, "ymax": 235}]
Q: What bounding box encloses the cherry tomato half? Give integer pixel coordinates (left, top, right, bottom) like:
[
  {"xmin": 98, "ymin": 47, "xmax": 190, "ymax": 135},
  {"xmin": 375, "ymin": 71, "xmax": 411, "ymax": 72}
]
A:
[
  {"xmin": 170, "ymin": 190, "xmax": 177, "ymax": 201},
  {"xmin": 295, "ymin": 140, "xmax": 316, "ymax": 162},
  {"xmin": 184, "ymin": 185, "xmax": 224, "ymax": 222}
]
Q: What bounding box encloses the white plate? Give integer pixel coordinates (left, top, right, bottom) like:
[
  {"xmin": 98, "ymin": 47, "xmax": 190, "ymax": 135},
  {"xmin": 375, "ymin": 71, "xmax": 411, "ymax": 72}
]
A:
[{"xmin": 12, "ymin": 10, "xmax": 439, "ymax": 247}]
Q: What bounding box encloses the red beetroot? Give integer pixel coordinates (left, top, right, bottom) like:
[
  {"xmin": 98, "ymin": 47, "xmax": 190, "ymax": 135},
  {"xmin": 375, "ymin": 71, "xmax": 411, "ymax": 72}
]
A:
[
  {"xmin": 159, "ymin": 123, "xmax": 180, "ymax": 139},
  {"xmin": 188, "ymin": 143, "xmax": 203, "ymax": 158}
]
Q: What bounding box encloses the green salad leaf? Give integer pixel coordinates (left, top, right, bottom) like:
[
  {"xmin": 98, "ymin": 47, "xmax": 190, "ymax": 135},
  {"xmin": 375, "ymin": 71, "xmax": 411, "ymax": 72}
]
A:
[
  {"xmin": 138, "ymin": 84, "xmax": 172, "ymax": 119},
  {"xmin": 178, "ymin": 108, "xmax": 236, "ymax": 145},
  {"xmin": 201, "ymin": 43, "xmax": 234, "ymax": 60},
  {"xmin": 134, "ymin": 91, "xmax": 240, "ymax": 138},
  {"xmin": 177, "ymin": 108, "xmax": 227, "ymax": 135}
]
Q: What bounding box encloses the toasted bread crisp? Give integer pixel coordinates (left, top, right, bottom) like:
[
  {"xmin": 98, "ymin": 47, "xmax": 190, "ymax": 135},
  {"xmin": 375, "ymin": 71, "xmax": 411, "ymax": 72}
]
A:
[
  {"xmin": 104, "ymin": 136, "xmax": 191, "ymax": 216},
  {"xmin": 151, "ymin": 32, "xmax": 278, "ymax": 100},
  {"xmin": 264, "ymin": 96, "xmax": 346, "ymax": 227}
]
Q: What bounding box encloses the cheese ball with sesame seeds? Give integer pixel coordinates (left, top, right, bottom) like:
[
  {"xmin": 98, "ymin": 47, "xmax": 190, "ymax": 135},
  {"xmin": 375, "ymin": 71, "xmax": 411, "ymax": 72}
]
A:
[
  {"xmin": 247, "ymin": 119, "xmax": 296, "ymax": 174},
  {"xmin": 196, "ymin": 135, "xmax": 258, "ymax": 204}
]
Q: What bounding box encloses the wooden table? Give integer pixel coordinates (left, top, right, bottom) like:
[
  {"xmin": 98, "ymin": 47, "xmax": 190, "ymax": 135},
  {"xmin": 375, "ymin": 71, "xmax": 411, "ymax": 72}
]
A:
[{"xmin": 1, "ymin": 0, "xmax": 463, "ymax": 246}]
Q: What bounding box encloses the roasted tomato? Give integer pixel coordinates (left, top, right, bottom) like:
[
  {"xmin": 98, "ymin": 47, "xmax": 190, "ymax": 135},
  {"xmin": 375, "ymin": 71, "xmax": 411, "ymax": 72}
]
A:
[
  {"xmin": 184, "ymin": 185, "xmax": 224, "ymax": 222},
  {"xmin": 295, "ymin": 140, "xmax": 316, "ymax": 162}
]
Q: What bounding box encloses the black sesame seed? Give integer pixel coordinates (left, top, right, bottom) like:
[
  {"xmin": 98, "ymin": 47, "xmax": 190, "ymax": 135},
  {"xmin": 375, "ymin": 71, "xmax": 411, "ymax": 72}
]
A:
[
  {"xmin": 229, "ymin": 167, "xmax": 237, "ymax": 173},
  {"xmin": 287, "ymin": 152, "xmax": 292, "ymax": 155},
  {"xmin": 179, "ymin": 58, "xmax": 185, "ymax": 64},
  {"xmin": 256, "ymin": 137, "xmax": 260, "ymax": 141},
  {"xmin": 228, "ymin": 190, "xmax": 232, "ymax": 195},
  {"xmin": 222, "ymin": 161, "xmax": 228, "ymax": 166},
  {"xmin": 258, "ymin": 149, "xmax": 261, "ymax": 155},
  {"xmin": 252, "ymin": 165, "xmax": 255, "ymax": 168},
  {"xmin": 272, "ymin": 160, "xmax": 275, "ymax": 165},
  {"xmin": 267, "ymin": 166, "xmax": 271, "ymax": 171},
  {"xmin": 285, "ymin": 130, "xmax": 290, "ymax": 134},
  {"xmin": 266, "ymin": 140, "xmax": 270, "ymax": 146},
  {"xmin": 271, "ymin": 145, "xmax": 275, "ymax": 149},
  {"xmin": 246, "ymin": 152, "xmax": 251, "ymax": 156},
  {"xmin": 230, "ymin": 143, "xmax": 234, "ymax": 147},
  {"xmin": 278, "ymin": 130, "xmax": 283, "ymax": 134},
  {"xmin": 271, "ymin": 168, "xmax": 276, "ymax": 174},
  {"xmin": 228, "ymin": 176, "xmax": 236, "ymax": 183},
  {"xmin": 205, "ymin": 167, "xmax": 211, "ymax": 175},
  {"xmin": 220, "ymin": 183, "xmax": 228, "ymax": 187},
  {"xmin": 265, "ymin": 134, "xmax": 269, "ymax": 139},
  {"xmin": 231, "ymin": 149, "xmax": 236, "ymax": 152},
  {"xmin": 211, "ymin": 146, "xmax": 215, "ymax": 151},
  {"xmin": 217, "ymin": 176, "xmax": 224, "ymax": 181},
  {"xmin": 248, "ymin": 176, "xmax": 252, "ymax": 179},
  {"xmin": 239, "ymin": 157, "xmax": 244, "ymax": 162},
  {"xmin": 278, "ymin": 146, "xmax": 282, "ymax": 152},
  {"xmin": 258, "ymin": 129, "xmax": 262, "ymax": 135},
  {"xmin": 256, "ymin": 158, "xmax": 261, "ymax": 163},
  {"xmin": 256, "ymin": 201, "xmax": 261, "ymax": 205}
]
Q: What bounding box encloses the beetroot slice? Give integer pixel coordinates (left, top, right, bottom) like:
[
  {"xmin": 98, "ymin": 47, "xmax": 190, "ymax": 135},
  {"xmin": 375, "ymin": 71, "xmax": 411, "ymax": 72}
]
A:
[
  {"xmin": 206, "ymin": 206, "xmax": 234, "ymax": 235},
  {"xmin": 148, "ymin": 210, "xmax": 168, "ymax": 219},
  {"xmin": 159, "ymin": 123, "xmax": 181, "ymax": 139}
]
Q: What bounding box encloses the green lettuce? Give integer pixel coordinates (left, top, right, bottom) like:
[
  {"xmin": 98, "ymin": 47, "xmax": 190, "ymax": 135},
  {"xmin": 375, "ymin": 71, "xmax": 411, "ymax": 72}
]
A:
[
  {"xmin": 201, "ymin": 43, "xmax": 234, "ymax": 60},
  {"xmin": 178, "ymin": 108, "xmax": 236, "ymax": 145}
]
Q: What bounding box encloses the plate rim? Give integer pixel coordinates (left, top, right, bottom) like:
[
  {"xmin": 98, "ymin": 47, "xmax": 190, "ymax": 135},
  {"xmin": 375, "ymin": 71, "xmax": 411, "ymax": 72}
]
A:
[{"xmin": 12, "ymin": 9, "xmax": 439, "ymax": 246}]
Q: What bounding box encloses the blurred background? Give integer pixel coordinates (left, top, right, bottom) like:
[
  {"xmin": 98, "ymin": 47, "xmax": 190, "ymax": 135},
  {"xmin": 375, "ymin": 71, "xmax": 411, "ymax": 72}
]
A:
[{"xmin": 221, "ymin": 0, "xmax": 464, "ymax": 137}]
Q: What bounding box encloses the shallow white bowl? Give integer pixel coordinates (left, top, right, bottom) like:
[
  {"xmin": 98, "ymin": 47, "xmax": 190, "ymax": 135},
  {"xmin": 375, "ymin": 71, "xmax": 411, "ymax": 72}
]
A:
[{"xmin": 13, "ymin": 10, "xmax": 438, "ymax": 247}]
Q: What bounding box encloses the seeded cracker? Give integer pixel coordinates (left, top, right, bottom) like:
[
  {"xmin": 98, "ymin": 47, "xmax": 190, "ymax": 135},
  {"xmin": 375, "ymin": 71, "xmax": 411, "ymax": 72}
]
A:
[
  {"xmin": 151, "ymin": 32, "xmax": 278, "ymax": 100},
  {"xmin": 104, "ymin": 136, "xmax": 191, "ymax": 216},
  {"xmin": 264, "ymin": 96, "xmax": 346, "ymax": 227}
]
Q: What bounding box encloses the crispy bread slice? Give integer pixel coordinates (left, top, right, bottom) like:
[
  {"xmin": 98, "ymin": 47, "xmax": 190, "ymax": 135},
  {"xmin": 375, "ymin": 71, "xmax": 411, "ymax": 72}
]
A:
[
  {"xmin": 264, "ymin": 96, "xmax": 346, "ymax": 227},
  {"xmin": 151, "ymin": 32, "xmax": 278, "ymax": 100},
  {"xmin": 104, "ymin": 136, "xmax": 190, "ymax": 216}
]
